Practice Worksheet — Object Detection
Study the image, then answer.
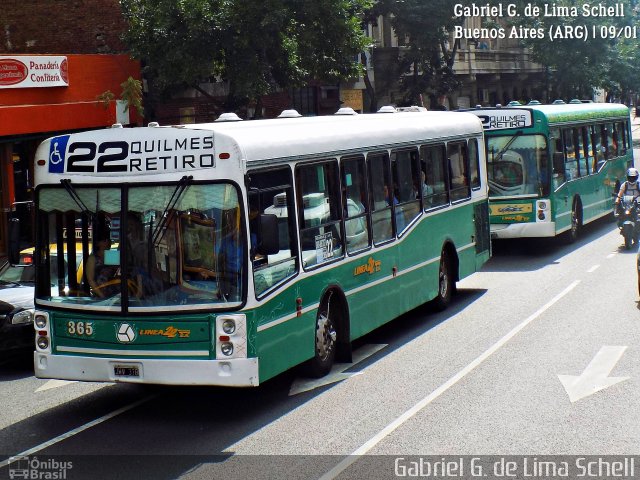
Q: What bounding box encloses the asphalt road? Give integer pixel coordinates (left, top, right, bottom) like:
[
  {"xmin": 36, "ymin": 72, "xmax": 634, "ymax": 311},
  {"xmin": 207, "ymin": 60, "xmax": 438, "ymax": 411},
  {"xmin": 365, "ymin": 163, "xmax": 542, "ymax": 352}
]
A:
[
  {"xmin": 0, "ymin": 114, "xmax": 636, "ymax": 480},
  {"xmin": 0, "ymin": 205, "xmax": 638, "ymax": 480}
]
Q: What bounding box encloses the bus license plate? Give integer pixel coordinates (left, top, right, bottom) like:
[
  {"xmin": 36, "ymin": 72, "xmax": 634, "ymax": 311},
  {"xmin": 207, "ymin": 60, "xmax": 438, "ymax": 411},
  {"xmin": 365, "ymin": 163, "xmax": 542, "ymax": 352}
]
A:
[{"xmin": 114, "ymin": 365, "xmax": 140, "ymax": 377}]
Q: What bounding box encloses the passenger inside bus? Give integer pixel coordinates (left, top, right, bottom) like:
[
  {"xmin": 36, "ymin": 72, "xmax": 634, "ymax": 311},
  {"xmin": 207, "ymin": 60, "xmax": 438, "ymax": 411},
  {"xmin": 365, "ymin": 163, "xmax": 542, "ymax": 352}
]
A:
[
  {"xmin": 125, "ymin": 213, "xmax": 160, "ymax": 298},
  {"xmin": 86, "ymin": 231, "xmax": 119, "ymax": 297}
]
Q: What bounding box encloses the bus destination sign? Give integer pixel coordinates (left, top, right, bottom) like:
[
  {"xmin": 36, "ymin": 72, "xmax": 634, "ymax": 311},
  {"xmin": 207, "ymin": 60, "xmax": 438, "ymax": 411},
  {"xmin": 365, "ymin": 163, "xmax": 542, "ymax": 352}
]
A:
[
  {"xmin": 473, "ymin": 109, "xmax": 533, "ymax": 131},
  {"xmin": 45, "ymin": 129, "xmax": 215, "ymax": 175}
]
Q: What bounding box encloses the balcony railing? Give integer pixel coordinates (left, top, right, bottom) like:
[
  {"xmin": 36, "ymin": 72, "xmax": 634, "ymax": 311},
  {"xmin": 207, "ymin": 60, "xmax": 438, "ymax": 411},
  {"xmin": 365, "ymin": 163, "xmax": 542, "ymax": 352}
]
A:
[{"xmin": 453, "ymin": 48, "xmax": 545, "ymax": 75}]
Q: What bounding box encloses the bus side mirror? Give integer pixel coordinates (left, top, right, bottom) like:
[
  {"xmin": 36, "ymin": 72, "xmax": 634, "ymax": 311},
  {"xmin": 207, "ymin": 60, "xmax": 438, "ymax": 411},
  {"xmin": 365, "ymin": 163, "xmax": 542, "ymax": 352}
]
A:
[
  {"xmin": 258, "ymin": 214, "xmax": 279, "ymax": 255},
  {"xmin": 8, "ymin": 217, "xmax": 20, "ymax": 265}
]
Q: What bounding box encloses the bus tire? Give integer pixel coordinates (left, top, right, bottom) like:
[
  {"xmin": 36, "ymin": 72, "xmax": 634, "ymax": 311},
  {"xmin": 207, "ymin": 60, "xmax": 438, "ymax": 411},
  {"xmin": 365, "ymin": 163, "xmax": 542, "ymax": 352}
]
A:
[
  {"xmin": 566, "ymin": 198, "xmax": 582, "ymax": 243},
  {"xmin": 431, "ymin": 250, "xmax": 453, "ymax": 312},
  {"xmin": 306, "ymin": 292, "xmax": 338, "ymax": 378}
]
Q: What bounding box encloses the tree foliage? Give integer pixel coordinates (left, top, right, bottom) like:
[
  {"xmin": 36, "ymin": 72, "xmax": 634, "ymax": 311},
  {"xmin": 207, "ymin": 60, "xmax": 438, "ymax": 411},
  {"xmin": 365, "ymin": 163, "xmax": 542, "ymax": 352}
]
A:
[
  {"xmin": 119, "ymin": 0, "xmax": 372, "ymax": 113},
  {"xmin": 501, "ymin": 0, "xmax": 640, "ymax": 99},
  {"xmin": 371, "ymin": 0, "xmax": 464, "ymax": 106}
]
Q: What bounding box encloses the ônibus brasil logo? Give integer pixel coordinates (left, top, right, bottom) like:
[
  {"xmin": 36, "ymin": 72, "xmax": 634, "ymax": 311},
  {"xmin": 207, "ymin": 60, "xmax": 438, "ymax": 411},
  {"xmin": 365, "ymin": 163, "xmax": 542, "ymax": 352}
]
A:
[
  {"xmin": 116, "ymin": 323, "xmax": 137, "ymax": 343},
  {"xmin": 8, "ymin": 456, "xmax": 72, "ymax": 479}
]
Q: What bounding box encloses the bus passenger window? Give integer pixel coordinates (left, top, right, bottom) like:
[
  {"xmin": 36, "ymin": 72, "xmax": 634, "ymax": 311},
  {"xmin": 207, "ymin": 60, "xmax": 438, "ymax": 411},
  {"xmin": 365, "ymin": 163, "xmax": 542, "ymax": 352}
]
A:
[
  {"xmin": 574, "ymin": 127, "xmax": 588, "ymax": 177},
  {"xmin": 616, "ymin": 121, "xmax": 627, "ymax": 155},
  {"xmin": 550, "ymin": 129, "xmax": 566, "ymax": 189},
  {"xmin": 468, "ymin": 139, "xmax": 481, "ymax": 189},
  {"xmin": 593, "ymin": 125, "xmax": 606, "ymax": 171},
  {"xmin": 341, "ymin": 156, "xmax": 370, "ymax": 254},
  {"xmin": 605, "ymin": 123, "xmax": 617, "ymax": 159},
  {"xmin": 295, "ymin": 160, "xmax": 343, "ymax": 268},
  {"xmin": 391, "ymin": 149, "xmax": 421, "ymax": 234},
  {"xmin": 368, "ymin": 152, "xmax": 394, "ymax": 244},
  {"xmin": 447, "ymin": 141, "xmax": 470, "ymax": 202},
  {"xmin": 247, "ymin": 167, "xmax": 299, "ymax": 297},
  {"xmin": 624, "ymin": 121, "xmax": 631, "ymax": 151},
  {"xmin": 420, "ymin": 144, "xmax": 448, "ymax": 208},
  {"xmin": 582, "ymin": 126, "xmax": 594, "ymax": 175},
  {"xmin": 562, "ymin": 129, "xmax": 577, "ymax": 180}
]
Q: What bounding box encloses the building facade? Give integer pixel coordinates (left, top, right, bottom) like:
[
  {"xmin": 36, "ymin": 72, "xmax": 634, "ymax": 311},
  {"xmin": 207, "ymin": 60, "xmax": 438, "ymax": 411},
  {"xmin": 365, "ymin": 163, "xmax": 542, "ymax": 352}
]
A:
[
  {"xmin": 366, "ymin": 15, "xmax": 546, "ymax": 110},
  {"xmin": 0, "ymin": 1, "xmax": 141, "ymax": 255}
]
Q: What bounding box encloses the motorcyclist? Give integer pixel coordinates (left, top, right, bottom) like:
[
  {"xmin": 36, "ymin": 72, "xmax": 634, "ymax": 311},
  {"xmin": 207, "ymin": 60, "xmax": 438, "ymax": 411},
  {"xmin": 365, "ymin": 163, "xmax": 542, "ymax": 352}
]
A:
[
  {"xmin": 615, "ymin": 168, "xmax": 640, "ymax": 248},
  {"xmin": 615, "ymin": 167, "xmax": 640, "ymax": 211}
]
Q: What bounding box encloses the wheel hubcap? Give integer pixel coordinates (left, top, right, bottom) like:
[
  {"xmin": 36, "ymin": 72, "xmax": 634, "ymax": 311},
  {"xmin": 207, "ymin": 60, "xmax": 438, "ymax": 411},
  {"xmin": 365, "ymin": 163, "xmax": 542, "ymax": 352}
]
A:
[
  {"xmin": 316, "ymin": 313, "xmax": 336, "ymax": 360},
  {"xmin": 439, "ymin": 262, "xmax": 448, "ymax": 297}
]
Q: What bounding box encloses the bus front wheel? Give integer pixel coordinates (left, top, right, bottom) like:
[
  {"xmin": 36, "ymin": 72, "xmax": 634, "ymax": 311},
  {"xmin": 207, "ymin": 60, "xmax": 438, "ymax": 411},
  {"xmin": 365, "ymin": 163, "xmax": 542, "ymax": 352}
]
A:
[
  {"xmin": 307, "ymin": 292, "xmax": 338, "ymax": 378},
  {"xmin": 431, "ymin": 251, "xmax": 453, "ymax": 311}
]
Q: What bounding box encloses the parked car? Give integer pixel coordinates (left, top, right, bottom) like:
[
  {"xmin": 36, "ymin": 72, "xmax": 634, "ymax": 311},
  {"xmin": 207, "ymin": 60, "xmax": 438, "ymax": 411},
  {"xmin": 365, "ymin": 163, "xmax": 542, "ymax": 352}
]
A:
[
  {"xmin": 0, "ymin": 247, "xmax": 83, "ymax": 359},
  {"xmin": 0, "ymin": 252, "xmax": 36, "ymax": 358}
]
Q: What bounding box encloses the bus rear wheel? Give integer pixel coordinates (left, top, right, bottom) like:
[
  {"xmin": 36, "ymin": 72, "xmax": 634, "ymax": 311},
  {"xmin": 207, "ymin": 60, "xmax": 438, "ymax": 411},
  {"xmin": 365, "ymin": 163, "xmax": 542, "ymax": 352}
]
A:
[
  {"xmin": 307, "ymin": 293, "xmax": 338, "ymax": 378},
  {"xmin": 431, "ymin": 251, "xmax": 453, "ymax": 311},
  {"xmin": 567, "ymin": 200, "xmax": 582, "ymax": 243}
]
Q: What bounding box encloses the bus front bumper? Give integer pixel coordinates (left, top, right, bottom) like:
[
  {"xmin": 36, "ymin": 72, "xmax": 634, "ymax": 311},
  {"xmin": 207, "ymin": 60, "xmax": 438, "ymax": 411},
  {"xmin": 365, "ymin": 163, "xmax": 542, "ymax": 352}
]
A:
[
  {"xmin": 490, "ymin": 222, "xmax": 556, "ymax": 239},
  {"xmin": 34, "ymin": 352, "xmax": 259, "ymax": 387}
]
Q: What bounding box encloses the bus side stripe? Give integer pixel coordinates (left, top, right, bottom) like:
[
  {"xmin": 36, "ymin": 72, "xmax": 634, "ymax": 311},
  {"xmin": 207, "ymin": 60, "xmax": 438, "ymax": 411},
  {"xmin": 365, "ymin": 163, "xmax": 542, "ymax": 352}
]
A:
[{"xmin": 256, "ymin": 241, "xmax": 476, "ymax": 333}]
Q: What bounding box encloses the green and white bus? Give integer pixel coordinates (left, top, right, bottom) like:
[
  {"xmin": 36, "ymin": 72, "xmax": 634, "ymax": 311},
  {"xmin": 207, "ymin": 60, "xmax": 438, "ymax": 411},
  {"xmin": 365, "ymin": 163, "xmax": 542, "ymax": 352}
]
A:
[
  {"xmin": 27, "ymin": 109, "xmax": 490, "ymax": 386},
  {"xmin": 469, "ymin": 102, "xmax": 632, "ymax": 240}
]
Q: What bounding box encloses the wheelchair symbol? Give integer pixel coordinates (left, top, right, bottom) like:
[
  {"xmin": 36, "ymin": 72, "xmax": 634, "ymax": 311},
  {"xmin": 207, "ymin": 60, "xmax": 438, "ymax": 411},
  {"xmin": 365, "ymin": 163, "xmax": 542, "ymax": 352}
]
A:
[{"xmin": 50, "ymin": 141, "xmax": 63, "ymax": 165}]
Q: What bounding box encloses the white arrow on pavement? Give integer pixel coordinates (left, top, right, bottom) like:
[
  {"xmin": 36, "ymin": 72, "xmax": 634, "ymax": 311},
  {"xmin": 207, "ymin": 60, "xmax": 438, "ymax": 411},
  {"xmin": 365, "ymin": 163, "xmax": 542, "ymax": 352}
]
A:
[
  {"xmin": 289, "ymin": 343, "xmax": 387, "ymax": 396},
  {"xmin": 558, "ymin": 346, "xmax": 629, "ymax": 403},
  {"xmin": 35, "ymin": 379, "xmax": 78, "ymax": 392}
]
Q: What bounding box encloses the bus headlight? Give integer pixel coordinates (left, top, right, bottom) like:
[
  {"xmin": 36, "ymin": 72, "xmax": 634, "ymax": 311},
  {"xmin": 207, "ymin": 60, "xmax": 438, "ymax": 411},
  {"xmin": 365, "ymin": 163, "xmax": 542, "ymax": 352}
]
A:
[
  {"xmin": 536, "ymin": 199, "xmax": 551, "ymax": 222},
  {"xmin": 220, "ymin": 342, "xmax": 234, "ymax": 356},
  {"xmin": 215, "ymin": 314, "xmax": 247, "ymax": 359},
  {"xmin": 221, "ymin": 319, "xmax": 236, "ymax": 335},
  {"xmin": 37, "ymin": 336, "xmax": 50, "ymax": 350},
  {"xmin": 34, "ymin": 311, "xmax": 52, "ymax": 353},
  {"xmin": 34, "ymin": 313, "xmax": 48, "ymax": 329}
]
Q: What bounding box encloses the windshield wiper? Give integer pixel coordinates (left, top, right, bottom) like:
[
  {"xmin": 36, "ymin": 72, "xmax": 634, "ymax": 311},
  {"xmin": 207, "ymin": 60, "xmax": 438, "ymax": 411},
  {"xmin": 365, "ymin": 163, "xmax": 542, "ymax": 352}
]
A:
[
  {"xmin": 60, "ymin": 179, "xmax": 90, "ymax": 214},
  {"xmin": 152, "ymin": 175, "xmax": 193, "ymax": 246},
  {"xmin": 491, "ymin": 131, "xmax": 523, "ymax": 163}
]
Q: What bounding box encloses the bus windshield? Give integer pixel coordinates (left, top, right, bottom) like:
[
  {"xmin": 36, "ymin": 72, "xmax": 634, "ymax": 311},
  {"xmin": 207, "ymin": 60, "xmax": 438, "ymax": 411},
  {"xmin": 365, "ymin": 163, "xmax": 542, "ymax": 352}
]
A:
[
  {"xmin": 486, "ymin": 134, "xmax": 549, "ymax": 197},
  {"xmin": 36, "ymin": 182, "xmax": 245, "ymax": 311}
]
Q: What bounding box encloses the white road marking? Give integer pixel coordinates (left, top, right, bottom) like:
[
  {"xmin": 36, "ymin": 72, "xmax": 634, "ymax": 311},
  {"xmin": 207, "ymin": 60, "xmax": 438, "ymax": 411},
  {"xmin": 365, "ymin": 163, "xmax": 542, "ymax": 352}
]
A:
[
  {"xmin": 558, "ymin": 346, "xmax": 629, "ymax": 403},
  {"xmin": 289, "ymin": 344, "xmax": 387, "ymax": 396},
  {"xmin": 0, "ymin": 394, "xmax": 157, "ymax": 468},
  {"xmin": 607, "ymin": 253, "xmax": 617, "ymax": 259},
  {"xmin": 319, "ymin": 280, "xmax": 580, "ymax": 480},
  {"xmin": 35, "ymin": 380, "xmax": 78, "ymax": 392},
  {"xmin": 587, "ymin": 265, "xmax": 600, "ymax": 273}
]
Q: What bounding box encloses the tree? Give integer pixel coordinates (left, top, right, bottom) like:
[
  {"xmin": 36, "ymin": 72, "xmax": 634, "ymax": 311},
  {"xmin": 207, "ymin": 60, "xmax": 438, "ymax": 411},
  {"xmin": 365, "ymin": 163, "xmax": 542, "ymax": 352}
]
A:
[
  {"xmin": 502, "ymin": 0, "xmax": 638, "ymax": 100},
  {"xmin": 370, "ymin": 0, "xmax": 464, "ymax": 107},
  {"xmin": 119, "ymin": 0, "xmax": 372, "ymax": 117}
]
